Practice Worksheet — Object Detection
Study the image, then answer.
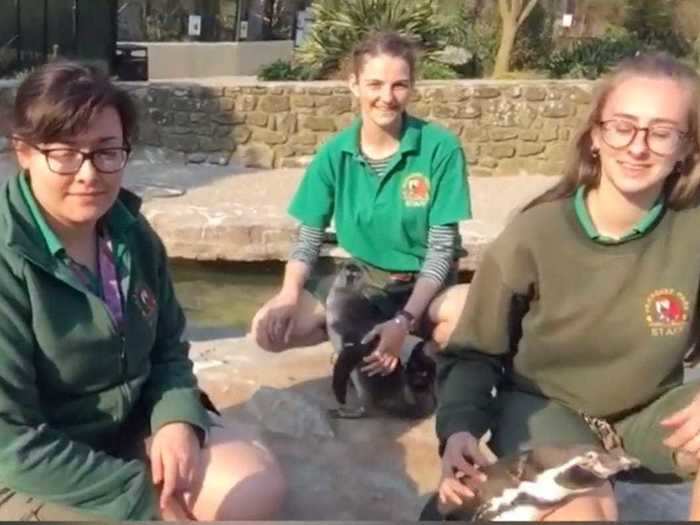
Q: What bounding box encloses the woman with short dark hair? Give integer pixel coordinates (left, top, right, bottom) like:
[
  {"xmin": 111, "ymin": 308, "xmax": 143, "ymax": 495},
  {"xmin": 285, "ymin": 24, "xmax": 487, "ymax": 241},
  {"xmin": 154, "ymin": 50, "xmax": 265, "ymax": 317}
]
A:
[{"xmin": 0, "ymin": 60, "xmax": 285, "ymax": 521}]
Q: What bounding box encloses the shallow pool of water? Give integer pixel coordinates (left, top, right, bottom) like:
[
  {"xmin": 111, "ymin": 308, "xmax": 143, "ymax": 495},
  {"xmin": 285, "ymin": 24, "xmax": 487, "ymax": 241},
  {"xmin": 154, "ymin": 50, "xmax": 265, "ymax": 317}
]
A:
[{"xmin": 171, "ymin": 259, "xmax": 284, "ymax": 340}]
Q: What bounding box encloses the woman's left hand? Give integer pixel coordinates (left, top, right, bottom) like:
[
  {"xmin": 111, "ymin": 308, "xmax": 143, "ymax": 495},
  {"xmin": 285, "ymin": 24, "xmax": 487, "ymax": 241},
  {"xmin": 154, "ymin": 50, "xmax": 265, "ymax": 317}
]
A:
[
  {"xmin": 150, "ymin": 422, "xmax": 201, "ymax": 510},
  {"xmin": 661, "ymin": 393, "xmax": 700, "ymax": 462},
  {"xmin": 360, "ymin": 319, "xmax": 408, "ymax": 376}
]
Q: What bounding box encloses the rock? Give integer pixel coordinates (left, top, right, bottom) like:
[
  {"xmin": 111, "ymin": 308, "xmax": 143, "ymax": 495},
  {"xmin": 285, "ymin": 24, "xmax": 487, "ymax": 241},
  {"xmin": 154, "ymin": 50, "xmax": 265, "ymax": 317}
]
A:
[{"xmin": 244, "ymin": 386, "xmax": 335, "ymax": 439}]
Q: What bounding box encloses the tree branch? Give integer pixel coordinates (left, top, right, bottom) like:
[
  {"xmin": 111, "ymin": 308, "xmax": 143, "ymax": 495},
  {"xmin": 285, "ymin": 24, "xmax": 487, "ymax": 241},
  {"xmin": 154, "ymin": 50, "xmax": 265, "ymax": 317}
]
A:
[{"xmin": 517, "ymin": 0, "xmax": 539, "ymax": 27}]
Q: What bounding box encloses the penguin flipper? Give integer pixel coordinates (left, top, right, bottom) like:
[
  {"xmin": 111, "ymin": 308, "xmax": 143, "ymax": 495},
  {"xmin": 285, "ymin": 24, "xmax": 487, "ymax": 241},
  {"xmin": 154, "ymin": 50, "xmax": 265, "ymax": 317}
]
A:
[{"xmin": 331, "ymin": 343, "xmax": 369, "ymax": 404}]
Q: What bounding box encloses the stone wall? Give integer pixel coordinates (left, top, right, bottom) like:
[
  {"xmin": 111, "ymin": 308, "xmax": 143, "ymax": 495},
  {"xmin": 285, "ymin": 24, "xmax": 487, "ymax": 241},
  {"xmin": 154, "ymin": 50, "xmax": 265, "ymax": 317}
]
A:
[{"xmin": 0, "ymin": 79, "xmax": 594, "ymax": 175}]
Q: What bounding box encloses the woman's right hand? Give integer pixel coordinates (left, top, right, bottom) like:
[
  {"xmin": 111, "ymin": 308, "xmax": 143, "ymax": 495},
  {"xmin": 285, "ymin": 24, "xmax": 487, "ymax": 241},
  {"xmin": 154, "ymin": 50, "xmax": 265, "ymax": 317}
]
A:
[
  {"xmin": 437, "ymin": 431, "xmax": 492, "ymax": 515},
  {"xmin": 252, "ymin": 292, "xmax": 299, "ymax": 351}
]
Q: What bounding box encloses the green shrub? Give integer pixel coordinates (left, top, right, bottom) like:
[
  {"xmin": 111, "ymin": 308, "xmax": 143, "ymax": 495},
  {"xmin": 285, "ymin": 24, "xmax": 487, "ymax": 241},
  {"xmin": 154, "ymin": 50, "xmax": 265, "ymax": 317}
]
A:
[
  {"xmin": 623, "ymin": 0, "xmax": 689, "ymax": 57},
  {"xmin": 418, "ymin": 60, "xmax": 459, "ymax": 80},
  {"xmin": 296, "ymin": 0, "xmax": 446, "ymax": 79},
  {"xmin": 257, "ymin": 59, "xmax": 317, "ymax": 81},
  {"xmin": 545, "ymin": 30, "xmax": 640, "ymax": 79}
]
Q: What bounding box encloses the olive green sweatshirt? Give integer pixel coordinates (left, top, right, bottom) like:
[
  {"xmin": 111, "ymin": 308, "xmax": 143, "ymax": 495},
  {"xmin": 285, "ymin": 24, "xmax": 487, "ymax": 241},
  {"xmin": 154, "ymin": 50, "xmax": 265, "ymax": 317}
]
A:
[{"xmin": 436, "ymin": 196, "xmax": 700, "ymax": 446}]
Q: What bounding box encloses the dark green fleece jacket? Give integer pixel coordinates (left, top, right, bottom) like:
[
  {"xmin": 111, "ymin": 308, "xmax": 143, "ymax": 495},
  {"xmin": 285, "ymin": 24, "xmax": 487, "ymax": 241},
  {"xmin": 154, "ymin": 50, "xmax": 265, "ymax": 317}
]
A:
[
  {"xmin": 0, "ymin": 175, "xmax": 209, "ymax": 519},
  {"xmin": 436, "ymin": 197, "xmax": 700, "ymax": 447}
]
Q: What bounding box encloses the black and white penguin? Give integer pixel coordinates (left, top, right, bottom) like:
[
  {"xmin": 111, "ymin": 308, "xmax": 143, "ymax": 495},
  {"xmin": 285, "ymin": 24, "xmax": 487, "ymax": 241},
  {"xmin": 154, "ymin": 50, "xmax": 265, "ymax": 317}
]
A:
[
  {"xmin": 431, "ymin": 444, "xmax": 639, "ymax": 521},
  {"xmin": 326, "ymin": 262, "xmax": 437, "ymax": 419}
]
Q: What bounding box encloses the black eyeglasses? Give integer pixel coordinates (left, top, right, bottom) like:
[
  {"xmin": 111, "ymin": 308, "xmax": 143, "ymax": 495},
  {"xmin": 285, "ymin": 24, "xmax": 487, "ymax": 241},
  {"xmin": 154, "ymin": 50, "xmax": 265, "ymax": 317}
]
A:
[
  {"xmin": 22, "ymin": 142, "xmax": 131, "ymax": 175},
  {"xmin": 598, "ymin": 119, "xmax": 687, "ymax": 156}
]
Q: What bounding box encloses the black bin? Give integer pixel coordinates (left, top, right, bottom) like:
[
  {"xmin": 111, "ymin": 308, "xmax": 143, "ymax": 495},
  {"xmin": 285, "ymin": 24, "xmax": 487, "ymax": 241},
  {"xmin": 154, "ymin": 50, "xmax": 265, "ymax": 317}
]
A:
[{"xmin": 115, "ymin": 43, "xmax": 148, "ymax": 81}]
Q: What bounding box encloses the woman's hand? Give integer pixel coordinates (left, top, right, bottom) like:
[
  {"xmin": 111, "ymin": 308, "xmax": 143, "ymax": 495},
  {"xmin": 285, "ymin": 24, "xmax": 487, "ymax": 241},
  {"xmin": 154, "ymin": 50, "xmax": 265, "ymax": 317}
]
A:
[
  {"xmin": 150, "ymin": 422, "xmax": 201, "ymax": 511},
  {"xmin": 437, "ymin": 431, "xmax": 494, "ymax": 515},
  {"xmin": 360, "ymin": 318, "xmax": 409, "ymax": 376},
  {"xmin": 252, "ymin": 292, "xmax": 299, "ymax": 351},
  {"xmin": 661, "ymin": 393, "xmax": 700, "ymax": 468}
]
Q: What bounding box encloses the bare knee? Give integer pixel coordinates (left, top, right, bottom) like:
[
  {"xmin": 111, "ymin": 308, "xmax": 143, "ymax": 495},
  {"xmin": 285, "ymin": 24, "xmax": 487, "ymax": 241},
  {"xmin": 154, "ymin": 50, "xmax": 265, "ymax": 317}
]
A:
[
  {"xmin": 188, "ymin": 425, "xmax": 287, "ymax": 520},
  {"xmin": 541, "ymin": 483, "xmax": 617, "ymax": 521},
  {"xmin": 428, "ymin": 284, "xmax": 469, "ymax": 348}
]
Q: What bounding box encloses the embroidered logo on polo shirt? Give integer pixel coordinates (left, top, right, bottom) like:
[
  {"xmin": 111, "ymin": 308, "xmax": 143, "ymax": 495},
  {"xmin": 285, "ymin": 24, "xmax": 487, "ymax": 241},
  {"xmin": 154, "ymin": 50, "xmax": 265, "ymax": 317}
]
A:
[
  {"xmin": 645, "ymin": 289, "xmax": 689, "ymax": 336},
  {"xmin": 401, "ymin": 173, "xmax": 430, "ymax": 207},
  {"xmin": 133, "ymin": 284, "xmax": 158, "ymax": 322}
]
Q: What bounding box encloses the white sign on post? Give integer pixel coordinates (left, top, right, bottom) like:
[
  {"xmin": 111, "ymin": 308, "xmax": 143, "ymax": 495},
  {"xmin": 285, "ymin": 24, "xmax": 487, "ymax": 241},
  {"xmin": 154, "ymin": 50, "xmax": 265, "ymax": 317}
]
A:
[
  {"xmin": 562, "ymin": 13, "xmax": 573, "ymax": 28},
  {"xmin": 188, "ymin": 15, "xmax": 202, "ymax": 36},
  {"xmin": 240, "ymin": 20, "xmax": 248, "ymax": 40}
]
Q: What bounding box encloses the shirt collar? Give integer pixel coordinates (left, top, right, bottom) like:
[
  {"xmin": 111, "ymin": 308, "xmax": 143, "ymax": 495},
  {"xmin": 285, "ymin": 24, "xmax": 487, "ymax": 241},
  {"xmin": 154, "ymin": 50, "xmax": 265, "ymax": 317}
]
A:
[{"xmin": 573, "ymin": 185, "xmax": 665, "ymax": 244}]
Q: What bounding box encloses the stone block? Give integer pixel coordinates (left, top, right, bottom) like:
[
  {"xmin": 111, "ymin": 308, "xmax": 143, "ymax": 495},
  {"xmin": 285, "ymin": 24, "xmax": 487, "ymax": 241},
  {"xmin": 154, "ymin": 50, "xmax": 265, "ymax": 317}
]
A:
[
  {"xmin": 489, "ymin": 128, "xmax": 518, "ymax": 142},
  {"xmin": 478, "ymin": 157, "xmax": 498, "ymax": 168},
  {"xmin": 260, "ymin": 95, "xmax": 291, "ymax": 113},
  {"xmin": 232, "ymin": 143, "xmax": 275, "ymax": 168},
  {"xmin": 462, "ymin": 126, "xmax": 489, "ymax": 143},
  {"xmin": 517, "ymin": 143, "xmax": 546, "ymax": 157},
  {"xmin": 148, "ymin": 108, "xmax": 171, "ymax": 126},
  {"xmin": 515, "ymin": 106, "xmax": 537, "ymax": 129},
  {"xmin": 191, "ymin": 112, "xmax": 207, "ymax": 124},
  {"xmin": 541, "ymin": 100, "xmax": 575, "ymax": 118},
  {"xmin": 433, "ymin": 104, "xmax": 459, "ymax": 119},
  {"xmin": 274, "ymin": 145, "xmax": 295, "ymax": 158},
  {"xmin": 539, "ymin": 125, "xmax": 558, "ymax": 142},
  {"xmin": 276, "ymin": 114, "xmax": 298, "ymax": 134},
  {"xmin": 252, "ymin": 129, "xmax": 288, "ymax": 145},
  {"xmin": 236, "ymin": 95, "xmax": 258, "ymax": 112},
  {"xmin": 308, "ymin": 87, "xmax": 333, "ymax": 95},
  {"xmin": 219, "ymin": 98, "xmax": 234, "ymax": 111},
  {"xmin": 231, "ymin": 125, "xmax": 252, "ymax": 144},
  {"xmin": 293, "ymin": 144, "xmax": 318, "ymax": 155},
  {"xmin": 174, "ymin": 112, "xmax": 189, "ymax": 126},
  {"xmin": 520, "ymin": 129, "xmax": 538, "ymax": 142},
  {"xmin": 187, "ymin": 153, "xmax": 207, "ymax": 164},
  {"xmin": 546, "ymin": 143, "xmax": 569, "ymax": 162},
  {"xmin": 289, "ymin": 133, "xmax": 317, "ymax": 146},
  {"xmin": 247, "ymin": 112, "xmax": 269, "ymax": 127},
  {"xmin": 322, "ymin": 95, "xmax": 352, "ymax": 115},
  {"xmin": 172, "ymin": 97, "xmax": 196, "ymax": 112},
  {"xmin": 568, "ymin": 86, "xmax": 593, "ymax": 104},
  {"xmin": 206, "ymin": 151, "xmax": 233, "ymax": 165},
  {"xmin": 408, "ymin": 103, "xmax": 431, "ymax": 118},
  {"xmin": 291, "ymin": 95, "xmax": 315, "ymax": 108},
  {"xmin": 303, "ymin": 116, "xmax": 336, "ymax": 132},
  {"xmin": 162, "ymin": 134, "xmax": 199, "ymax": 153},
  {"xmin": 486, "ymin": 144, "xmax": 516, "ymax": 159},
  {"xmin": 473, "ymin": 86, "xmax": 501, "ymax": 99},
  {"xmin": 507, "ymin": 86, "xmax": 522, "ymax": 99},
  {"xmin": 457, "ymin": 102, "xmax": 481, "ymax": 119},
  {"xmin": 524, "ymin": 86, "xmax": 547, "ymax": 101},
  {"xmin": 470, "ymin": 167, "xmax": 494, "ymax": 177}
]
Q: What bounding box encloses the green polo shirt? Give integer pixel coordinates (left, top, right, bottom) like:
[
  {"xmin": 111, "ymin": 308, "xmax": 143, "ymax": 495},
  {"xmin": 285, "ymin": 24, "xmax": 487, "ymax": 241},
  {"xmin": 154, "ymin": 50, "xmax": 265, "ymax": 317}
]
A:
[
  {"xmin": 574, "ymin": 185, "xmax": 664, "ymax": 244},
  {"xmin": 288, "ymin": 115, "xmax": 471, "ymax": 272},
  {"xmin": 18, "ymin": 172, "xmax": 132, "ymax": 297}
]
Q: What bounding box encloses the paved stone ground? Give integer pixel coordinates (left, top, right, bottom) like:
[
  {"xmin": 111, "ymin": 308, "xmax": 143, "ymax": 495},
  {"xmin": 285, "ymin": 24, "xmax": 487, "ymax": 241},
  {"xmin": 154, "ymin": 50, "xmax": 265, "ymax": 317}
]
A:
[
  {"xmin": 0, "ymin": 150, "xmax": 694, "ymax": 520},
  {"xmin": 192, "ymin": 336, "xmax": 694, "ymax": 521}
]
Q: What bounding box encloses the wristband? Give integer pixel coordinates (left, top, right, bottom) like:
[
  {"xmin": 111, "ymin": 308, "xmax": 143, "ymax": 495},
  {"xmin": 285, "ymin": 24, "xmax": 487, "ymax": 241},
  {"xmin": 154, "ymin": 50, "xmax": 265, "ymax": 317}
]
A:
[{"xmin": 394, "ymin": 309, "xmax": 416, "ymax": 331}]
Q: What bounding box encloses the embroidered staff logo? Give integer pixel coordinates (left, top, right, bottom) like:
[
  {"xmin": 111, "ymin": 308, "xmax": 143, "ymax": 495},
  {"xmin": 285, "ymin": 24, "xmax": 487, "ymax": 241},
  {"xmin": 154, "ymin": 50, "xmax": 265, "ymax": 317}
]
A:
[
  {"xmin": 401, "ymin": 173, "xmax": 431, "ymax": 207},
  {"xmin": 133, "ymin": 284, "xmax": 158, "ymax": 321},
  {"xmin": 645, "ymin": 289, "xmax": 689, "ymax": 336}
]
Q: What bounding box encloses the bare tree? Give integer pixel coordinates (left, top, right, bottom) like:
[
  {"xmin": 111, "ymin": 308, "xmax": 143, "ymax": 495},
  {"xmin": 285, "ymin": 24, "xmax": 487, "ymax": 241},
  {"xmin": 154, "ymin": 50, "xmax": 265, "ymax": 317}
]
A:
[{"xmin": 492, "ymin": 0, "xmax": 538, "ymax": 77}]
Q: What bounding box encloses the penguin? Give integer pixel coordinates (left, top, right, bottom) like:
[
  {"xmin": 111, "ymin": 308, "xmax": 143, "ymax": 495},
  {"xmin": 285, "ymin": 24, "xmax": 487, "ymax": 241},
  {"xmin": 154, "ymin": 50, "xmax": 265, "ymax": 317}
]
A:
[
  {"xmin": 326, "ymin": 262, "xmax": 437, "ymax": 419},
  {"xmin": 433, "ymin": 443, "xmax": 639, "ymax": 521}
]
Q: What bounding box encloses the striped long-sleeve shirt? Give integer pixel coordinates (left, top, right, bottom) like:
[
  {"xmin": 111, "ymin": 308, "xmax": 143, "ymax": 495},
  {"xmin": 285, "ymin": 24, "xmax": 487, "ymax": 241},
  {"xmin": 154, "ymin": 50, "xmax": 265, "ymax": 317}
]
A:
[{"xmin": 289, "ymin": 223, "xmax": 458, "ymax": 285}]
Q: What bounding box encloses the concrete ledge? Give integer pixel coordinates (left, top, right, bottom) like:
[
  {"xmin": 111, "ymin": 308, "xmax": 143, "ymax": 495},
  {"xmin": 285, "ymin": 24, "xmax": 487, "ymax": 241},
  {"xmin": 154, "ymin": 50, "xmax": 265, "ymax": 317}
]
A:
[
  {"xmin": 136, "ymin": 166, "xmax": 556, "ymax": 271},
  {"xmin": 124, "ymin": 40, "xmax": 295, "ymax": 78}
]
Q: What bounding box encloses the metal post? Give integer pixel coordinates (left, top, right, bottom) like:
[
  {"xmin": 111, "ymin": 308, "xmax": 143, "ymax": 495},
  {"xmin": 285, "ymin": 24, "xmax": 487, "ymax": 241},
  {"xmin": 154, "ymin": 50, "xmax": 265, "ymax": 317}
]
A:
[{"xmin": 234, "ymin": 0, "xmax": 244, "ymax": 41}]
